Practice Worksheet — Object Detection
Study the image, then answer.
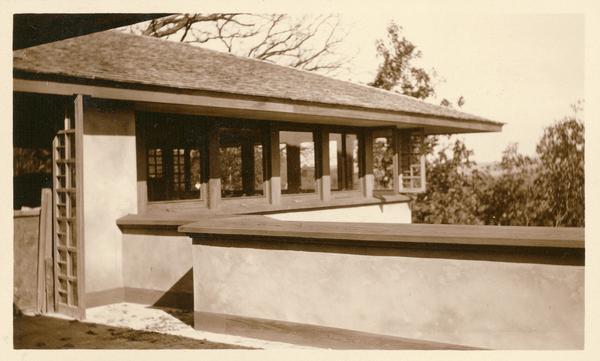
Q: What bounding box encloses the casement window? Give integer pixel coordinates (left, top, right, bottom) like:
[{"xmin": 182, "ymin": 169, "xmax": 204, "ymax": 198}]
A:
[
  {"xmin": 371, "ymin": 128, "xmax": 426, "ymax": 193},
  {"xmin": 279, "ymin": 130, "xmax": 315, "ymax": 194},
  {"xmin": 141, "ymin": 113, "xmax": 266, "ymax": 202},
  {"xmin": 329, "ymin": 132, "xmax": 359, "ymax": 191},
  {"xmin": 141, "ymin": 113, "xmax": 206, "ymax": 202},
  {"xmin": 399, "ymin": 129, "xmax": 426, "ymax": 193},
  {"xmin": 146, "ymin": 146, "xmax": 203, "ymax": 201}
]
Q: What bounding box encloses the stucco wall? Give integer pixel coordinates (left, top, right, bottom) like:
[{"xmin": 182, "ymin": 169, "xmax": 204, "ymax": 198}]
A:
[
  {"xmin": 122, "ymin": 234, "xmax": 193, "ymax": 294},
  {"xmin": 266, "ymin": 202, "xmax": 411, "ymax": 223},
  {"xmin": 13, "ymin": 213, "xmax": 40, "ymax": 314},
  {"xmin": 192, "ymin": 243, "xmax": 584, "ymax": 349},
  {"xmin": 83, "ymin": 101, "xmax": 137, "ymax": 294}
]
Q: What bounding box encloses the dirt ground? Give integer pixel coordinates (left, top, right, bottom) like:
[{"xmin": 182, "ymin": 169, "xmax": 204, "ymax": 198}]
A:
[{"xmin": 13, "ymin": 314, "xmax": 253, "ymax": 349}]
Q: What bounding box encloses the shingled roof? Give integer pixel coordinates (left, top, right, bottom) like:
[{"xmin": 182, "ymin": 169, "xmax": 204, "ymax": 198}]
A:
[{"xmin": 13, "ymin": 30, "xmax": 500, "ymax": 126}]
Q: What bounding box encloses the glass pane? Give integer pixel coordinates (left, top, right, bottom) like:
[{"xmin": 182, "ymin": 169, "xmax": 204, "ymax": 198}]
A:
[
  {"xmin": 190, "ymin": 149, "xmax": 202, "ymax": 194},
  {"xmin": 280, "ymin": 131, "xmax": 315, "ymax": 194},
  {"xmin": 220, "ymin": 146, "xmax": 242, "ymax": 197},
  {"xmin": 347, "ymin": 134, "xmax": 359, "ymax": 190},
  {"xmin": 373, "ymin": 131, "xmax": 394, "ymax": 190},
  {"xmin": 254, "ymin": 145, "xmax": 263, "ymax": 192},
  {"xmin": 329, "ymin": 133, "xmax": 342, "ymax": 190},
  {"xmin": 220, "ymin": 127, "xmax": 264, "ymax": 197}
]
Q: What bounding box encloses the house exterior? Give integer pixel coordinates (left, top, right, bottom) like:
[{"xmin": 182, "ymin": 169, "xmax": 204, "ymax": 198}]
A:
[{"xmin": 13, "ymin": 30, "xmax": 584, "ymax": 349}]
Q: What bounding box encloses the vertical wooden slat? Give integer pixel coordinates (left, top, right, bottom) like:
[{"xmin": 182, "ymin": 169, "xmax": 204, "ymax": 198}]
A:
[
  {"xmin": 74, "ymin": 94, "xmax": 86, "ymax": 319},
  {"xmin": 37, "ymin": 189, "xmax": 52, "ymax": 313},
  {"xmin": 51, "ymin": 135, "xmax": 60, "ymax": 313}
]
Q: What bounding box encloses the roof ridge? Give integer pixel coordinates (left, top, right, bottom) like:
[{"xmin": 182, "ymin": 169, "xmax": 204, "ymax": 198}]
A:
[{"xmin": 107, "ymin": 30, "xmax": 494, "ymax": 123}]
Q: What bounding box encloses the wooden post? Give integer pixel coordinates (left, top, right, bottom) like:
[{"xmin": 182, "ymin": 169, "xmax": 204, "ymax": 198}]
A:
[
  {"xmin": 392, "ymin": 129, "xmax": 400, "ymax": 194},
  {"xmin": 398, "ymin": 129, "xmax": 411, "ymax": 192},
  {"xmin": 315, "ymin": 128, "xmax": 331, "ymax": 201},
  {"xmin": 135, "ymin": 120, "xmax": 148, "ymax": 213},
  {"xmin": 359, "ymin": 129, "xmax": 374, "ymax": 198},
  {"xmin": 262, "ymin": 125, "xmax": 281, "ymax": 205},
  {"xmin": 241, "ymin": 140, "xmax": 255, "ymax": 196},
  {"xmin": 207, "ymin": 124, "xmax": 221, "ymax": 209},
  {"xmin": 37, "ymin": 188, "xmax": 52, "ymax": 314}
]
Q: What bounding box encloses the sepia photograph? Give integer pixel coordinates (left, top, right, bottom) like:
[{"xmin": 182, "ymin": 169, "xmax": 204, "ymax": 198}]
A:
[{"xmin": 3, "ymin": 1, "xmax": 596, "ymax": 359}]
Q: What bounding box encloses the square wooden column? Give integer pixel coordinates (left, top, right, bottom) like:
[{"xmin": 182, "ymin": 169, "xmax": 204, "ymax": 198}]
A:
[
  {"xmin": 359, "ymin": 129, "xmax": 374, "ymax": 198},
  {"xmin": 262, "ymin": 125, "xmax": 281, "ymax": 205},
  {"xmin": 241, "ymin": 140, "xmax": 256, "ymax": 196},
  {"xmin": 135, "ymin": 119, "xmax": 148, "ymax": 213},
  {"xmin": 392, "ymin": 129, "xmax": 401, "ymax": 194},
  {"xmin": 315, "ymin": 128, "xmax": 331, "ymax": 201},
  {"xmin": 207, "ymin": 124, "xmax": 221, "ymax": 209}
]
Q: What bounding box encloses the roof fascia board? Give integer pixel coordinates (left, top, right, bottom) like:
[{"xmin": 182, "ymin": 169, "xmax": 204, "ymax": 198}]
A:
[{"xmin": 13, "ymin": 78, "xmax": 502, "ymax": 134}]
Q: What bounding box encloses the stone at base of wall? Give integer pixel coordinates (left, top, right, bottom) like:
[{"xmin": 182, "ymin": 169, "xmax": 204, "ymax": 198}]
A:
[
  {"xmin": 85, "ymin": 287, "xmax": 193, "ymax": 310},
  {"xmin": 193, "ymin": 310, "xmax": 477, "ymax": 350}
]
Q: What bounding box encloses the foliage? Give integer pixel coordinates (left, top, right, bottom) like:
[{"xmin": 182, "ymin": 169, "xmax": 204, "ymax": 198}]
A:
[
  {"xmin": 411, "ymin": 139, "xmax": 485, "ymax": 225},
  {"xmin": 369, "ymin": 22, "xmax": 434, "ymax": 100},
  {"xmin": 410, "ymin": 115, "xmax": 585, "ymax": 227},
  {"xmin": 534, "ymin": 116, "xmax": 584, "ymax": 226}
]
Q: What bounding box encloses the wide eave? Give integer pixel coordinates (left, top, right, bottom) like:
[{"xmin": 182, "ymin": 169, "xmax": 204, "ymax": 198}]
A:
[{"xmin": 13, "ymin": 31, "xmax": 503, "ymax": 134}]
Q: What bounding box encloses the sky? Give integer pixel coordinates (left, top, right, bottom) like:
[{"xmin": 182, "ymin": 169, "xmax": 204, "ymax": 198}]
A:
[
  {"xmin": 336, "ymin": 13, "xmax": 584, "ymax": 163},
  {"xmin": 143, "ymin": 12, "xmax": 584, "ymax": 164}
]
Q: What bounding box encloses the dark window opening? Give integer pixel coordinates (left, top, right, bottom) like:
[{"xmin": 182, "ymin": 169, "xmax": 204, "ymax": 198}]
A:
[
  {"xmin": 141, "ymin": 113, "xmax": 205, "ymax": 202},
  {"xmin": 219, "ymin": 127, "xmax": 264, "ymax": 198},
  {"xmin": 329, "ymin": 132, "xmax": 359, "ymax": 191},
  {"xmin": 279, "ymin": 131, "xmax": 315, "ymax": 194}
]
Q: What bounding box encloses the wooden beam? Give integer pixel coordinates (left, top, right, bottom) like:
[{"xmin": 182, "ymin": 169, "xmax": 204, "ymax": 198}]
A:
[
  {"xmin": 315, "ymin": 128, "xmax": 331, "ymax": 201},
  {"xmin": 359, "ymin": 129, "xmax": 374, "ymax": 198},
  {"xmin": 207, "ymin": 124, "xmax": 221, "ymax": 209},
  {"xmin": 14, "ymin": 78, "xmax": 503, "ymax": 134}
]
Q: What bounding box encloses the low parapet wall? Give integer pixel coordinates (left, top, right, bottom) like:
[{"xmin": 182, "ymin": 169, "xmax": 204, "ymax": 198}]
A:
[{"xmin": 181, "ymin": 216, "xmax": 584, "ymax": 350}]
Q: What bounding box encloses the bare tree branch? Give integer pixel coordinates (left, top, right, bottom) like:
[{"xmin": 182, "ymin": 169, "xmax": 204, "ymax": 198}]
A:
[{"xmin": 132, "ymin": 13, "xmax": 350, "ymax": 76}]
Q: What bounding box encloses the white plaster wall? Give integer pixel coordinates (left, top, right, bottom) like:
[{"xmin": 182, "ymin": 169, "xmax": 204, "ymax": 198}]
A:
[
  {"xmin": 122, "ymin": 234, "xmax": 193, "ymax": 292},
  {"xmin": 193, "ymin": 244, "xmax": 584, "ymax": 349},
  {"xmin": 266, "ymin": 202, "xmax": 411, "ymax": 223},
  {"xmin": 83, "ymin": 102, "xmax": 137, "ymax": 293}
]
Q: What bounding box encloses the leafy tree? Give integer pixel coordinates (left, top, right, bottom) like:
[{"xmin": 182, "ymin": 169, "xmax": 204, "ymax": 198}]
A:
[
  {"xmin": 534, "ymin": 116, "xmax": 584, "ymax": 226},
  {"xmin": 411, "ymin": 139, "xmax": 485, "ymax": 224},
  {"xmin": 369, "ymin": 22, "xmax": 434, "ymax": 99},
  {"xmin": 479, "ymin": 144, "xmax": 540, "ymax": 226}
]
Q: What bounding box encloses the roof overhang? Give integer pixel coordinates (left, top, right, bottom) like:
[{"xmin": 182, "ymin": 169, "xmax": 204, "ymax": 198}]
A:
[
  {"xmin": 13, "ymin": 14, "xmax": 171, "ymax": 50},
  {"xmin": 13, "ymin": 77, "xmax": 503, "ymax": 135}
]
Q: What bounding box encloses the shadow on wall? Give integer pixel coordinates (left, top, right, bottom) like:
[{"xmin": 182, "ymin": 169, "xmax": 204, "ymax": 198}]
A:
[{"xmin": 151, "ymin": 268, "xmax": 194, "ymax": 314}]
